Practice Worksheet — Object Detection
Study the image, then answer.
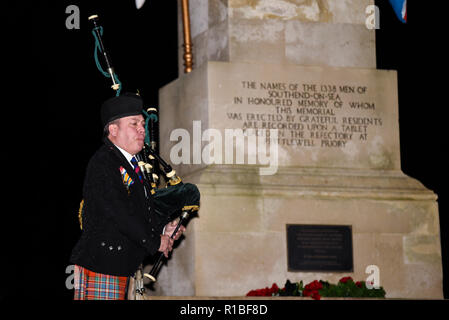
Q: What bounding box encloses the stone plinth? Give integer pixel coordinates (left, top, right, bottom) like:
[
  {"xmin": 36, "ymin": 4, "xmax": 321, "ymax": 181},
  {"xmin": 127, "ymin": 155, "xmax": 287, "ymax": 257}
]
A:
[
  {"xmin": 151, "ymin": 61, "xmax": 443, "ymax": 298},
  {"xmin": 150, "ymin": 0, "xmax": 443, "ymax": 299}
]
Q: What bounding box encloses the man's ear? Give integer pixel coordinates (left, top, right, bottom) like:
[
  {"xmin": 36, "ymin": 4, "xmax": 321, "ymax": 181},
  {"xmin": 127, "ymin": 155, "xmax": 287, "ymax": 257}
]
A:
[{"xmin": 108, "ymin": 123, "xmax": 119, "ymax": 137}]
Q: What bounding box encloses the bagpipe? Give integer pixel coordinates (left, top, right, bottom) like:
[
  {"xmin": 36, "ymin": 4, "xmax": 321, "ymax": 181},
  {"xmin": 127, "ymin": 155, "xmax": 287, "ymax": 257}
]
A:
[{"xmin": 88, "ymin": 14, "xmax": 200, "ymax": 285}]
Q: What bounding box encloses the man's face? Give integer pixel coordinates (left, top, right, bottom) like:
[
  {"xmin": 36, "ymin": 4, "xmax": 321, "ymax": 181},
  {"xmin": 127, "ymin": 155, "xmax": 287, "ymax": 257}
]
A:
[{"xmin": 108, "ymin": 115, "xmax": 146, "ymax": 155}]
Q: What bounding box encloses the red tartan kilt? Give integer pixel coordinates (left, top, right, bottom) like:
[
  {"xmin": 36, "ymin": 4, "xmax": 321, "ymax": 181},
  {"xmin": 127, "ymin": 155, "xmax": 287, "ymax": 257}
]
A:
[{"xmin": 74, "ymin": 265, "xmax": 128, "ymax": 300}]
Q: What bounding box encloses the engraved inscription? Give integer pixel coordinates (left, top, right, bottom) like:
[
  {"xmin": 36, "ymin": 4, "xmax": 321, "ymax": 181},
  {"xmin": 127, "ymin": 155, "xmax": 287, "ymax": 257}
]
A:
[{"xmin": 230, "ymin": 81, "xmax": 382, "ymax": 148}]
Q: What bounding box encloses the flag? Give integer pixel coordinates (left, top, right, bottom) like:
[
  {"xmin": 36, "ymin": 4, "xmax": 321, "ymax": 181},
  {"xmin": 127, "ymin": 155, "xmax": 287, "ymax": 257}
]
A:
[{"xmin": 388, "ymin": 0, "xmax": 407, "ymax": 23}]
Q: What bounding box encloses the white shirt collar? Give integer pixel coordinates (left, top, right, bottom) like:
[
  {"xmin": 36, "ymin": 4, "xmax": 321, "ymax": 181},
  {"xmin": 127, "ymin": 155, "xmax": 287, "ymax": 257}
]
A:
[{"xmin": 114, "ymin": 144, "xmax": 135, "ymax": 167}]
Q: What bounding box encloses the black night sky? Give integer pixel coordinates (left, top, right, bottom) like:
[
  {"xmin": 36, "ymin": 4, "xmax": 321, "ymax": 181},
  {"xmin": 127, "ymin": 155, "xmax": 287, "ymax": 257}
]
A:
[{"xmin": 3, "ymin": 0, "xmax": 448, "ymax": 303}]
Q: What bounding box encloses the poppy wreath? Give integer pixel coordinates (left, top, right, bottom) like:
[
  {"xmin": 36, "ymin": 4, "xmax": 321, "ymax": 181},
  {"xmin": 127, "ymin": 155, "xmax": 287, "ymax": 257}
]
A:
[{"xmin": 246, "ymin": 277, "xmax": 386, "ymax": 300}]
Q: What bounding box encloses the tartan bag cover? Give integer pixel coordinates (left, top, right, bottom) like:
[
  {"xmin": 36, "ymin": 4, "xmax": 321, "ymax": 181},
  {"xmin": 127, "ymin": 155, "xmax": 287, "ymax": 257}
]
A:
[{"xmin": 74, "ymin": 265, "xmax": 128, "ymax": 300}]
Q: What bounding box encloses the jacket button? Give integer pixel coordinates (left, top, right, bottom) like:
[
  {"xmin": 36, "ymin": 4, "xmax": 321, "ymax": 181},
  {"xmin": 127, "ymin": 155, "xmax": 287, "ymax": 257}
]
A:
[
  {"xmin": 109, "ymin": 246, "xmax": 113, "ymax": 250},
  {"xmin": 117, "ymin": 246, "xmax": 122, "ymax": 251},
  {"xmin": 101, "ymin": 242, "xmax": 106, "ymax": 247},
  {"xmin": 142, "ymin": 239, "xmax": 147, "ymax": 244}
]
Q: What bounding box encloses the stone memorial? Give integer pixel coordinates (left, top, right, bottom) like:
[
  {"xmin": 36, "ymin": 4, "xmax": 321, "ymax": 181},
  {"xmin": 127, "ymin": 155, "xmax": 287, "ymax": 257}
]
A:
[{"xmin": 149, "ymin": 0, "xmax": 443, "ymax": 298}]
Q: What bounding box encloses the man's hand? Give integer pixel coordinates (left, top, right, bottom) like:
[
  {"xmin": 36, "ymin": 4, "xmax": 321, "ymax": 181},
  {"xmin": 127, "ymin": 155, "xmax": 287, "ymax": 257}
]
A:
[
  {"xmin": 164, "ymin": 219, "xmax": 186, "ymax": 241},
  {"xmin": 158, "ymin": 235, "xmax": 174, "ymax": 258}
]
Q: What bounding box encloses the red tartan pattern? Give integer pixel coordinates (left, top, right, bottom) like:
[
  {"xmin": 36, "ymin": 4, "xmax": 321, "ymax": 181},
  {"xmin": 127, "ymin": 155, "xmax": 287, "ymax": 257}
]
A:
[{"xmin": 74, "ymin": 265, "xmax": 128, "ymax": 300}]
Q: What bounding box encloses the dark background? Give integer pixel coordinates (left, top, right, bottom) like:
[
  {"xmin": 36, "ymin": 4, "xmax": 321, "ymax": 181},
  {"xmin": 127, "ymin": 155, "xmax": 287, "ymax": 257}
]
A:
[{"xmin": 3, "ymin": 0, "xmax": 447, "ymax": 301}]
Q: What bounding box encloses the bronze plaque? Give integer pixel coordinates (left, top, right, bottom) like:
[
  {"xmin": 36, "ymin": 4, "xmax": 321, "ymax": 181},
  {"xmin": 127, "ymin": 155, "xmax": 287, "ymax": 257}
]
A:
[{"xmin": 287, "ymin": 224, "xmax": 353, "ymax": 272}]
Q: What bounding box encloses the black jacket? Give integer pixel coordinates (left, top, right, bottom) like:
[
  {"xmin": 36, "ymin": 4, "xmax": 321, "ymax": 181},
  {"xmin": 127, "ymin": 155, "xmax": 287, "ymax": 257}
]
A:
[{"xmin": 70, "ymin": 139, "xmax": 164, "ymax": 276}]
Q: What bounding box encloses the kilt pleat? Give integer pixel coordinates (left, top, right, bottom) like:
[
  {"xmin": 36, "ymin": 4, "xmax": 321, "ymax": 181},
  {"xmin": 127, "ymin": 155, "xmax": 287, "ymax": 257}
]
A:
[{"xmin": 74, "ymin": 265, "xmax": 128, "ymax": 300}]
